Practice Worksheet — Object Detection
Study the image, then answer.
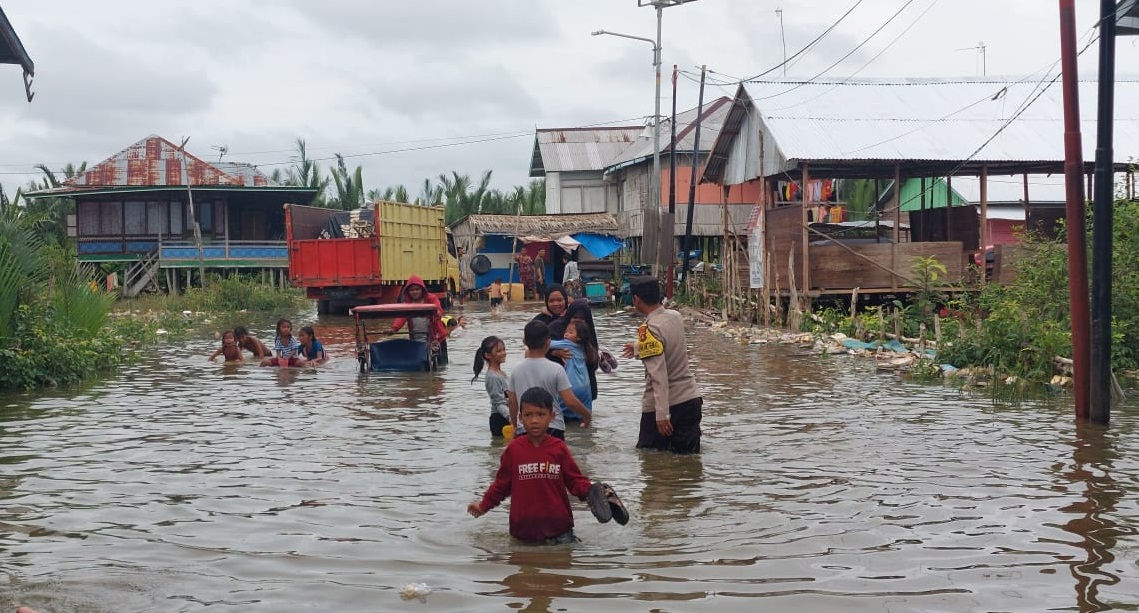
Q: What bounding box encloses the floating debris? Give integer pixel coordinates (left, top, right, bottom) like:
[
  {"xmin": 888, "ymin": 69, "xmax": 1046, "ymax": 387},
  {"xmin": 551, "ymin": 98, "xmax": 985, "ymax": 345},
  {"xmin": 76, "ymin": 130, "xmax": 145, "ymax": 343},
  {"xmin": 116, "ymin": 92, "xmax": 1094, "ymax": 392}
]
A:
[{"xmin": 399, "ymin": 583, "xmax": 432, "ymax": 603}]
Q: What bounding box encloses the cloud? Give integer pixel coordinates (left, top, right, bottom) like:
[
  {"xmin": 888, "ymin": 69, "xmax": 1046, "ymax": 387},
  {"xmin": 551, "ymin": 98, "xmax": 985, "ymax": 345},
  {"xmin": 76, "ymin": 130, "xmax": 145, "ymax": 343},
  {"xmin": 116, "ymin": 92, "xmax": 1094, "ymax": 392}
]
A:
[{"xmin": 278, "ymin": 0, "xmax": 560, "ymax": 53}]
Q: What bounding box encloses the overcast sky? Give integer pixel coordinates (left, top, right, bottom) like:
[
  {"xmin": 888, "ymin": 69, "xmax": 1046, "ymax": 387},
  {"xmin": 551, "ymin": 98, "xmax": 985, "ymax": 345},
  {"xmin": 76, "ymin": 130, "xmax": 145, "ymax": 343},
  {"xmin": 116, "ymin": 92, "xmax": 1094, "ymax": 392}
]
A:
[{"xmin": 1, "ymin": 0, "xmax": 1136, "ymax": 200}]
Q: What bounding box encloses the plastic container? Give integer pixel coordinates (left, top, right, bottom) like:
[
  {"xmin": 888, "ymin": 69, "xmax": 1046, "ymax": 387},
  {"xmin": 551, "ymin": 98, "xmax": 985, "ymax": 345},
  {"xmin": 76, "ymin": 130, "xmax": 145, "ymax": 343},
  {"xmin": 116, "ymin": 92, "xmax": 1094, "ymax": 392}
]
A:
[{"xmin": 503, "ymin": 282, "xmax": 525, "ymax": 302}]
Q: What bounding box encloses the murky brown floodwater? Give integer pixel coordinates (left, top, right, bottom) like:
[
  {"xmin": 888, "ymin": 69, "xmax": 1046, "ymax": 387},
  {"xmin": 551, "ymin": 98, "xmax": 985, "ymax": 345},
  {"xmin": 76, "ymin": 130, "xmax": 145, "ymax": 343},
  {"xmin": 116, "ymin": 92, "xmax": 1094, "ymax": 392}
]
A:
[{"xmin": 2, "ymin": 302, "xmax": 1138, "ymax": 612}]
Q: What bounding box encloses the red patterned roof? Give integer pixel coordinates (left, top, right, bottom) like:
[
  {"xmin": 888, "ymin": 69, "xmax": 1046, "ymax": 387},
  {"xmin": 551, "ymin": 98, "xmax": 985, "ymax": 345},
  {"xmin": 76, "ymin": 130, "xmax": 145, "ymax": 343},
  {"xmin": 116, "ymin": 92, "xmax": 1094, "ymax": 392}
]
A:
[{"xmin": 65, "ymin": 135, "xmax": 250, "ymax": 188}]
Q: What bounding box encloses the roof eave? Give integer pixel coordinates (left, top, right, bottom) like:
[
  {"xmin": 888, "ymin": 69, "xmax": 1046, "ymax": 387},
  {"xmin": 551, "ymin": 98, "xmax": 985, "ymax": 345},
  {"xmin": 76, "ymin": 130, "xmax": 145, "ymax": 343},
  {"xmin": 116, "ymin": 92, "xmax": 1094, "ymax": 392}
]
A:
[{"xmin": 25, "ymin": 185, "xmax": 320, "ymax": 199}]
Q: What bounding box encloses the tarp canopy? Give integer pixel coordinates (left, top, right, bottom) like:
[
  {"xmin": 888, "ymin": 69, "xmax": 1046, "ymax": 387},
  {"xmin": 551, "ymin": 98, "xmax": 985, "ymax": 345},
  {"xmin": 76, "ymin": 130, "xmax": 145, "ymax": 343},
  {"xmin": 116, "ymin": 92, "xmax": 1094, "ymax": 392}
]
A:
[
  {"xmin": 516, "ymin": 232, "xmax": 623, "ymax": 258},
  {"xmin": 572, "ymin": 233, "xmax": 624, "ymax": 258}
]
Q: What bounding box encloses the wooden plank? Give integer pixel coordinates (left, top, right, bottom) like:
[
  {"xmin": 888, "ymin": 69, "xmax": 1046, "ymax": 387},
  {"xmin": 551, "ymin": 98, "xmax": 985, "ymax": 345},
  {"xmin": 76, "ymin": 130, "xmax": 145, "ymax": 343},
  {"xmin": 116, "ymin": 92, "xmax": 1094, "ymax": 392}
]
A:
[{"xmin": 810, "ymin": 241, "xmax": 964, "ymax": 290}]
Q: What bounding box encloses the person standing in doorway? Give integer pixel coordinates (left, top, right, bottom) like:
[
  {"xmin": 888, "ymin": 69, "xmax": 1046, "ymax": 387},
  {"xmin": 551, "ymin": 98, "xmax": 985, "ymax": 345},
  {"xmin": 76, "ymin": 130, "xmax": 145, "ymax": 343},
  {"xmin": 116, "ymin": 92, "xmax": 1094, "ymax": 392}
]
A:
[{"xmin": 621, "ymin": 276, "xmax": 702, "ymax": 454}]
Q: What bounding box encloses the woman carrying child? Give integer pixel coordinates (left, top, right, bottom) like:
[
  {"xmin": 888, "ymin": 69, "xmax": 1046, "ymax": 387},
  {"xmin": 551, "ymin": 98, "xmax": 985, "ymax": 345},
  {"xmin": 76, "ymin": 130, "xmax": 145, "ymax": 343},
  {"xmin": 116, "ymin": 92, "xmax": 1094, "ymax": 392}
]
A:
[
  {"xmin": 549, "ymin": 319, "xmax": 596, "ymax": 420},
  {"xmin": 261, "ymin": 318, "xmax": 307, "ymax": 367},
  {"xmin": 548, "ymin": 298, "xmax": 602, "ymax": 406},
  {"xmin": 473, "ymin": 335, "xmax": 512, "ymax": 438},
  {"xmin": 297, "ymin": 325, "xmax": 327, "ymax": 364}
]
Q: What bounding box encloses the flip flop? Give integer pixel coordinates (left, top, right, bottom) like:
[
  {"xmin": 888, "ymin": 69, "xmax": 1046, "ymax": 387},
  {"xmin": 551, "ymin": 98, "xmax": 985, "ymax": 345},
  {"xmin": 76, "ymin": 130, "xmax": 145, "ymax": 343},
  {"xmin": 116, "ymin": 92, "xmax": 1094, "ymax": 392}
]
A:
[
  {"xmin": 604, "ymin": 484, "xmax": 629, "ymax": 526},
  {"xmin": 587, "ymin": 482, "xmax": 612, "ymax": 523}
]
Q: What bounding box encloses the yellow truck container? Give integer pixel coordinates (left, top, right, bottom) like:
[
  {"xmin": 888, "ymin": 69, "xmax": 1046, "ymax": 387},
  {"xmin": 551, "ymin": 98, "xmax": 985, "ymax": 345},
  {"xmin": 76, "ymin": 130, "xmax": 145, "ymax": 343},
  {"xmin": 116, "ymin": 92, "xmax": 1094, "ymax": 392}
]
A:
[{"xmin": 286, "ymin": 201, "xmax": 459, "ymax": 313}]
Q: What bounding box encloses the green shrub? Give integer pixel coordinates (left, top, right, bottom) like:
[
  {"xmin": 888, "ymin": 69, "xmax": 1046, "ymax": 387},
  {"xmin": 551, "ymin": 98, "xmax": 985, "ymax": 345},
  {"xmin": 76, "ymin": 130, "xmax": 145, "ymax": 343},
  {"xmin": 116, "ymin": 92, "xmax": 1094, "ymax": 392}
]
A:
[
  {"xmin": 0, "ymin": 302, "xmax": 123, "ymax": 390},
  {"xmin": 180, "ymin": 274, "xmax": 307, "ymax": 312}
]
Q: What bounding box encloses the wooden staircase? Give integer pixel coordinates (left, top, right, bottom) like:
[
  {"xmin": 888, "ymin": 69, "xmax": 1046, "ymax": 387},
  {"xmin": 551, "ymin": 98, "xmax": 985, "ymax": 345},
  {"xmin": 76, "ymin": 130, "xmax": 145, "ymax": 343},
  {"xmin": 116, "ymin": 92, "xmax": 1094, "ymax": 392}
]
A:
[{"xmin": 122, "ymin": 250, "xmax": 161, "ymax": 297}]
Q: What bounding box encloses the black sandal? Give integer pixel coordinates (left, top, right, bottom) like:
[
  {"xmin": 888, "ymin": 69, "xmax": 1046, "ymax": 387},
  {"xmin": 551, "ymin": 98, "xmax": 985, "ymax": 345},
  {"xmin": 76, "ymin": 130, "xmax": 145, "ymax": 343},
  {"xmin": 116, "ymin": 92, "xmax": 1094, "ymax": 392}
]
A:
[
  {"xmin": 587, "ymin": 482, "xmax": 612, "ymax": 523},
  {"xmin": 604, "ymin": 484, "xmax": 629, "ymax": 525}
]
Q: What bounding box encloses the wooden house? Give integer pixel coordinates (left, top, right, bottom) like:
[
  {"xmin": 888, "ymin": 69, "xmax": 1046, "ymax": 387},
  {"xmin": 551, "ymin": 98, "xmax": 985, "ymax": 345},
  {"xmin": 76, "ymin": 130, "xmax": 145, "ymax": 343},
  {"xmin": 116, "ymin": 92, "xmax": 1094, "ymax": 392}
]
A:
[
  {"xmin": 26, "ymin": 135, "xmax": 319, "ymax": 296},
  {"xmin": 702, "ymin": 78, "xmax": 1139, "ymax": 301},
  {"xmin": 530, "ymin": 98, "xmax": 761, "ymax": 268}
]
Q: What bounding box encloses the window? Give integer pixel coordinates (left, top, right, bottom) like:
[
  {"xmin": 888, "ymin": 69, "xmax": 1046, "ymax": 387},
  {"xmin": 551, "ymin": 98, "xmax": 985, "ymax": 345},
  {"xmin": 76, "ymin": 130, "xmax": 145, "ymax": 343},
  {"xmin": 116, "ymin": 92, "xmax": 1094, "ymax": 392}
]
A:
[
  {"xmin": 100, "ymin": 202, "xmax": 122, "ymax": 235},
  {"xmin": 146, "ymin": 202, "xmax": 164, "ymax": 234},
  {"xmin": 124, "ymin": 201, "xmax": 146, "ymax": 235},
  {"xmin": 170, "ymin": 201, "xmax": 184, "ymax": 234},
  {"xmin": 199, "ymin": 198, "xmax": 213, "ymax": 232}
]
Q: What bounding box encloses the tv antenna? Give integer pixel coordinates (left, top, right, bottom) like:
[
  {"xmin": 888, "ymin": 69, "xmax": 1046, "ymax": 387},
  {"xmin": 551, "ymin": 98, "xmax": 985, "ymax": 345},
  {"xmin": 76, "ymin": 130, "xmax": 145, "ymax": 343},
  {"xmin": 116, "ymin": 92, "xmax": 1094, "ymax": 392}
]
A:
[
  {"xmin": 955, "ymin": 41, "xmax": 986, "ymax": 76},
  {"xmin": 211, "ymin": 145, "xmax": 228, "ymax": 162}
]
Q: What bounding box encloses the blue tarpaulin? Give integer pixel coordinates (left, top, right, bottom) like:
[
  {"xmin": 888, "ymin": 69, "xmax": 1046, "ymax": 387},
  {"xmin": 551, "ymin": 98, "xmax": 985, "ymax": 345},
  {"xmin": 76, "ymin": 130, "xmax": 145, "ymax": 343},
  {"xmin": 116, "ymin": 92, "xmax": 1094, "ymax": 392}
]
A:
[{"xmin": 572, "ymin": 233, "xmax": 624, "ymax": 259}]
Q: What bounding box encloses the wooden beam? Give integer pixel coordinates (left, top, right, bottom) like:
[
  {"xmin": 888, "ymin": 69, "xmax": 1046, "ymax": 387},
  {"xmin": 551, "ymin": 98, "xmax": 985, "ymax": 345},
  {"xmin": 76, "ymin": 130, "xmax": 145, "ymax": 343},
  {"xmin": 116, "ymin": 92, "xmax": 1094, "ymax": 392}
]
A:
[
  {"xmin": 980, "ymin": 163, "xmax": 989, "ymax": 268},
  {"xmin": 801, "ymin": 164, "xmax": 810, "ymax": 295},
  {"xmin": 892, "ymin": 164, "xmax": 901, "ymax": 291}
]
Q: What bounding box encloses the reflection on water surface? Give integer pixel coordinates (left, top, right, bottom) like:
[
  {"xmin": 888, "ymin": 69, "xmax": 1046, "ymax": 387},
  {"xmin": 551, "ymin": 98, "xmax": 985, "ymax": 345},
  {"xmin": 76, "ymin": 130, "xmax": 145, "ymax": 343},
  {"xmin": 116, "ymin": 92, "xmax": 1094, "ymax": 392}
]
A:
[{"xmin": 2, "ymin": 303, "xmax": 1138, "ymax": 612}]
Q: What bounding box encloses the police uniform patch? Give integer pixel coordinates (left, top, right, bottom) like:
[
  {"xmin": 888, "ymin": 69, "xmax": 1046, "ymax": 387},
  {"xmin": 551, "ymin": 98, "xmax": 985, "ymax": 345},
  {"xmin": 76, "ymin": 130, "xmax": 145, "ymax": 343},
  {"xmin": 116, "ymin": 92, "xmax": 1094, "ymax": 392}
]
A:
[{"xmin": 636, "ymin": 323, "xmax": 664, "ymax": 359}]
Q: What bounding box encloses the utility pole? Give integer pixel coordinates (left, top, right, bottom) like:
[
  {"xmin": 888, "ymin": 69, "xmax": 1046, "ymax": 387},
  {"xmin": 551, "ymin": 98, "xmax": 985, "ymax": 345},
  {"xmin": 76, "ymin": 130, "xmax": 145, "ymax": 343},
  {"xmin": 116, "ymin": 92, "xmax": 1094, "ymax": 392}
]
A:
[
  {"xmin": 680, "ymin": 65, "xmax": 707, "ymax": 286},
  {"xmin": 1057, "ymin": 0, "xmax": 1091, "ymax": 421},
  {"xmin": 666, "ymin": 64, "xmax": 679, "ymax": 298},
  {"xmin": 178, "ymin": 137, "xmax": 207, "ymax": 289}
]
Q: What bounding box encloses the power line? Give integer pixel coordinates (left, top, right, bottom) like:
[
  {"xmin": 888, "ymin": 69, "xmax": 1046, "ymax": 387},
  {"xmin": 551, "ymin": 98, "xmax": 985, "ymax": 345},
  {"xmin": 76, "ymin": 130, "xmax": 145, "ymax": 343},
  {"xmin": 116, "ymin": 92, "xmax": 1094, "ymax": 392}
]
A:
[
  {"xmin": 765, "ymin": 0, "xmax": 940, "ymax": 112},
  {"xmin": 740, "ymin": 0, "xmax": 866, "ymax": 82},
  {"xmin": 751, "ymin": 0, "xmax": 917, "ymax": 100}
]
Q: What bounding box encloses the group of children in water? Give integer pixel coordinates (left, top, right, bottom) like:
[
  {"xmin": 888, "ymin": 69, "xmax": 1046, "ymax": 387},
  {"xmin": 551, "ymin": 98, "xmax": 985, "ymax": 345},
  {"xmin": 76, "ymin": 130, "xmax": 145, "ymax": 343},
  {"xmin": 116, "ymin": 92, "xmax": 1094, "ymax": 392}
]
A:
[
  {"xmin": 468, "ymin": 296, "xmax": 626, "ymax": 544},
  {"xmin": 208, "ymin": 318, "xmax": 327, "ymax": 367},
  {"xmin": 203, "ymin": 294, "xmax": 622, "ymax": 543}
]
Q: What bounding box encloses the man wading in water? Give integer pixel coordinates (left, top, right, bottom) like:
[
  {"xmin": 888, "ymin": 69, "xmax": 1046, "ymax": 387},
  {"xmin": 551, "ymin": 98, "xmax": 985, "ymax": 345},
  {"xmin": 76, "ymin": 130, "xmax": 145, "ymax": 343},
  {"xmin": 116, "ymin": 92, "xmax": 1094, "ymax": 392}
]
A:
[{"xmin": 622, "ymin": 276, "xmax": 703, "ymax": 453}]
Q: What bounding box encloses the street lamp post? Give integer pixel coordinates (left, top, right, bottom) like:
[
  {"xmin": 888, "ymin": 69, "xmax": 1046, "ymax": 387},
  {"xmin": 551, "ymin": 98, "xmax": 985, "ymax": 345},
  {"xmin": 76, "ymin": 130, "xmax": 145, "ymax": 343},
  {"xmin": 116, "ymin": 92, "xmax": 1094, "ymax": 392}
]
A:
[
  {"xmin": 595, "ymin": 0, "xmax": 699, "ymax": 279},
  {"xmin": 592, "ymin": 28, "xmax": 662, "ymax": 271}
]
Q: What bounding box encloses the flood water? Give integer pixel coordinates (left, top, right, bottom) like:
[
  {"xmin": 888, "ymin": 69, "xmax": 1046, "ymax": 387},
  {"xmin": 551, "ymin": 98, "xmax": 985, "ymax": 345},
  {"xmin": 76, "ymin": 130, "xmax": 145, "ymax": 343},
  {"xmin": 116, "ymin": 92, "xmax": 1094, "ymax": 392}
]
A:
[{"xmin": 2, "ymin": 301, "xmax": 1138, "ymax": 612}]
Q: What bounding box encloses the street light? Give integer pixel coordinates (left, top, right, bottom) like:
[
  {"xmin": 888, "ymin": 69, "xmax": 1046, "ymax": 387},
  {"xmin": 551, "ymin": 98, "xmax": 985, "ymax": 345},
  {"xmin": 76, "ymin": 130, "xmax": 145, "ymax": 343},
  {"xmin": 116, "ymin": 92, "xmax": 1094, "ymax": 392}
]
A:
[
  {"xmin": 595, "ymin": 0, "xmax": 699, "ymax": 277},
  {"xmin": 591, "ymin": 28, "xmax": 662, "ymax": 271}
]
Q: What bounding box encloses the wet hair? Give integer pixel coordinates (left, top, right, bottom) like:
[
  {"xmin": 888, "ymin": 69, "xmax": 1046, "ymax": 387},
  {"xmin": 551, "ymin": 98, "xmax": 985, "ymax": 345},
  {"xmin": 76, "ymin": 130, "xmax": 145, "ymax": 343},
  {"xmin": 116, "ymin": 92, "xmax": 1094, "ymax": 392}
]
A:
[
  {"xmin": 221, "ymin": 330, "xmax": 236, "ymax": 342},
  {"xmin": 234, "ymin": 326, "xmax": 249, "ymax": 339},
  {"xmin": 630, "ymin": 276, "xmax": 662, "ymax": 305},
  {"xmin": 275, "ymin": 318, "xmax": 293, "ymax": 339},
  {"xmin": 519, "ymin": 387, "xmax": 554, "ymax": 413},
  {"xmin": 523, "ymin": 320, "xmax": 550, "ymax": 349},
  {"xmin": 472, "ymin": 335, "xmax": 504, "ymax": 383},
  {"xmin": 300, "ymin": 325, "xmax": 316, "ymax": 340}
]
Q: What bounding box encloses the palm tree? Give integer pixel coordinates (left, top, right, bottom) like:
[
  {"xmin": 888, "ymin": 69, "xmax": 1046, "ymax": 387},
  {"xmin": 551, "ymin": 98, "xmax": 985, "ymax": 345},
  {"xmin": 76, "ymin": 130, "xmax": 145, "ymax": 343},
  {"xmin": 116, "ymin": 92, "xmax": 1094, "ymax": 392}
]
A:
[
  {"xmin": 523, "ymin": 179, "xmax": 546, "ymax": 215},
  {"xmin": 22, "ymin": 162, "xmax": 88, "ymax": 248},
  {"xmin": 328, "ymin": 154, "xmax": 365, "ymax": 210},
  {"xmin": 367, "ymin": 185, "xmax": 411, "ymax": 203},
  {"xmin": 0, "ymin": 197, "xmax": 52, "ymax": 339},
  {"xmin": 417, "ymin": 178, "xmax": 442, "ymax": 206},
  {"xmin": 283, "ymin": 139, "xmax": 329, "ymax": 207}
]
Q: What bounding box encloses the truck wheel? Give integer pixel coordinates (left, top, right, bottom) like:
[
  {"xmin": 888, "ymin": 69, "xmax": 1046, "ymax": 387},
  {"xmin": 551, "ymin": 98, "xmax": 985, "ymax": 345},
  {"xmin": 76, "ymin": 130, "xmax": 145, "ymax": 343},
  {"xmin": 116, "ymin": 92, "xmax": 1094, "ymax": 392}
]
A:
[{"xmin": 317, "ymin": 300, "xmax": 331, "ymax": 315}]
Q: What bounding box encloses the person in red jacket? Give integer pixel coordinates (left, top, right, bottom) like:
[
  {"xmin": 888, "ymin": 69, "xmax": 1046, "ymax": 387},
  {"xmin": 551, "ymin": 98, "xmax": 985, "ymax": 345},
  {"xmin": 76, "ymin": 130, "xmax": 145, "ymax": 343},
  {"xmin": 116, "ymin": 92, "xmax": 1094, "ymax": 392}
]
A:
[
  {"xmin": 388, "ymin": 275, "xmax": 447, "ymax": 344},
  {"xmin": 468, "ymin": 387, "xmax": 595, "ymax": 544}
]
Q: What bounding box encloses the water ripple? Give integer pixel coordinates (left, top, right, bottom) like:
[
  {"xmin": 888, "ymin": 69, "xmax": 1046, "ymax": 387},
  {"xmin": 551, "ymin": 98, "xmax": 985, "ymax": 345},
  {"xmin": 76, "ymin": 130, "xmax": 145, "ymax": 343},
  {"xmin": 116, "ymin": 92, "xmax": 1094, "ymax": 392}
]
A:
[{"xmin": 2, "ymin": 304, "xmax": 1138, "ymax": 611}]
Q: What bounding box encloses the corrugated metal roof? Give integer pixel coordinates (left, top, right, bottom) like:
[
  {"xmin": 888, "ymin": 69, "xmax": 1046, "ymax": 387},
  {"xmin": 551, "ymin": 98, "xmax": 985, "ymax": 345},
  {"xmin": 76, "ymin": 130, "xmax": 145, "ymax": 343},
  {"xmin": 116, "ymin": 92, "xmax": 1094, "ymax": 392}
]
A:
[
  {"xmin": 65, "ymin": 135, "xmax": 251, "ymax": 188},
  {"xmin": 530, "ymin": 126, "xmax": 643, "ymax": 175},
  {"xmin": 215, "ymin": 162, "xmax": 276, "ymax": 187},
  {"xmin": 751, "ymin": 77, "xmax": 1139, "ymax": 163},
  {"xmin": 0, "ymin": 7, "xmax": 33, "ymax": 73},
  {"xmin": 604, "ymin": 96, "xmax": 732, "ymax": 171},
  {"xmin": 706, "ymin": 78, "xmax": 1139, "ymax": 182}
]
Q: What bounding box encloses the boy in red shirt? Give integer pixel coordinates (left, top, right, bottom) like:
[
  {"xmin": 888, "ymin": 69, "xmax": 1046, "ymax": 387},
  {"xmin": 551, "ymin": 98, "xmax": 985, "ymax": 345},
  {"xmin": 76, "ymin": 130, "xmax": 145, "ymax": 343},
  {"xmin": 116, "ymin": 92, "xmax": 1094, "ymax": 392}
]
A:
[{"xmin": 469, "ymin": 387, "xmax": 618, "ymax": 544}]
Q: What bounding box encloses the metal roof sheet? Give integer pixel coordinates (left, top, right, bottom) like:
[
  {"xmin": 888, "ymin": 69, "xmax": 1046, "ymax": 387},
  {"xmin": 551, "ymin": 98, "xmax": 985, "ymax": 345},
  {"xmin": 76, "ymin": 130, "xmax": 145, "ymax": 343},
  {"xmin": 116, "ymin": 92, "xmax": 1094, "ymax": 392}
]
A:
[
  {"xmin": 0, "ymin": 7, "xmax": 33, "ymax": 73},
  {"xmin": 747, "ymin": 78, "xmax": 1139, "ymax": 163},
  {"xmin": 530, "ymin": 127, "xmax": 643, "ymax": 175},
  {"xmin": 604, "ymin": 97, "xmax": 731, "ymax": 171},
  {"xmin": 706, "ymin": 78, "xmax": 1139, "ymax": 182},
  {"xmin": 65, "ymin": 135, "xmax": 250, "ymax": 188}
]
